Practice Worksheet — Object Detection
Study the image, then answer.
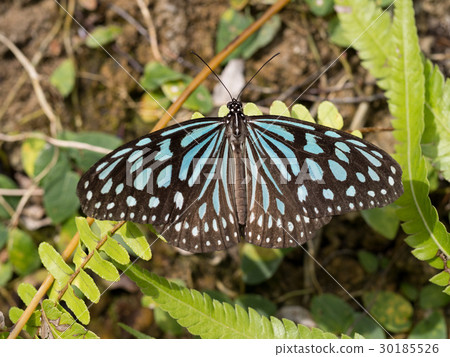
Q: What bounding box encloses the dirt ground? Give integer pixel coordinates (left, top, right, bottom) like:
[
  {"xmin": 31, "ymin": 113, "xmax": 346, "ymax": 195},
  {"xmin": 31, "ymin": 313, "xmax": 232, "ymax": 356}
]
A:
[{"xmin": 0, "ymin": 0, "xmax": 449, "ymax": 338}]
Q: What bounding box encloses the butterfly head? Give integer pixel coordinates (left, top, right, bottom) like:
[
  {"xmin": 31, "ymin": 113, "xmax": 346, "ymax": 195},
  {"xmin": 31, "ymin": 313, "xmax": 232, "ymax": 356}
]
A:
[{"xmin": 227, "ymin": 98, "xmax": 243, "ymax": 114}]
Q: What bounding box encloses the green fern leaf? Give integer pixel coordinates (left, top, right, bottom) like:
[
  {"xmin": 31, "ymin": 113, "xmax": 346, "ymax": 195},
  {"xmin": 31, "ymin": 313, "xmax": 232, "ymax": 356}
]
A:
[
  {"xmin": 38, "ymin": 242, "xmax": 73, "ymax": 286},
  {"xmin": 121, "ymin": 263, "xmax": 340, "ymax": 339},
  {"xmin": 335, "ymin": 0, "xmax": 392, "ymax": 89},
  {"xmin": 73, "ymin": 243, "xmax": 120, "ymax": 281},
  {"xmin": 385, "ymin": 0, "xmax": 450, "ymax": 262},
  {"xmin": 422, "ymin": 60, "xmax": 450, "ymax": 181}
]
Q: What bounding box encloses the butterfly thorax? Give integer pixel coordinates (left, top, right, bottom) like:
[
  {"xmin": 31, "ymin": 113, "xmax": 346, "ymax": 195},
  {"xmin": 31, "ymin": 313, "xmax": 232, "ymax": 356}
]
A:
[{"xmin": 226, "ymin": 99, "xmax": 248, "ymax": 226}]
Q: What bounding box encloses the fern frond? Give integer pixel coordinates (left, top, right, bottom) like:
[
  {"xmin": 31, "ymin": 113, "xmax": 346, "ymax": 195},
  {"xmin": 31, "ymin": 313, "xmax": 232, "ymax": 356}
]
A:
[
  {"xmin": 422, "ymin": 60, "xmax": 450, "ymax": 181},
  {"xmin": 121, "ymin": 263, "xmax": 343, "ymax": 339},
  {"xmin": 337, "ymin": 0, "xmax": 450, "ymax": 294},
  {"xmin": 386, "ymin": 0, "xmax": 450, "ymax": 262},
  {"xmin": 335, "ymin": 0, "xmax": 392, "ymax": 90}
]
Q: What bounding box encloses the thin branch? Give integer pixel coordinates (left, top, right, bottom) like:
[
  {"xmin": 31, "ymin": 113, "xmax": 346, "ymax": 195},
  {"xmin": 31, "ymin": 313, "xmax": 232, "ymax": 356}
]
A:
[
  {"xmin": 0, "ymin": 132, "xmax": 111, "ymax": 154},
  {"xmin": 0, "ymin": 17, "xmax": 63, "ymax": 122},
  {"xmin": 0, "ymin": 33, "xmax": 62, "ymax": 137},
  {"xmin": 136, "ymin": 0, "xmax": 163, "ymax": 62},
  {"xmin": 0, "ymin": 188, "xmax": 44, "ymax": 196}
]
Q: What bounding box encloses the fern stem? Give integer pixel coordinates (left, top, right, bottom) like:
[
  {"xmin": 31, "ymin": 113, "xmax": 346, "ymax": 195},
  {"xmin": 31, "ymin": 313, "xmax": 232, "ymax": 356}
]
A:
[
  {"xmin": 56, "ymin": 221, "xmax": 126, "ymax": 302},
  {"xmin": 7, "ymin": 218, "xmax": 94, "ymax": 339}
]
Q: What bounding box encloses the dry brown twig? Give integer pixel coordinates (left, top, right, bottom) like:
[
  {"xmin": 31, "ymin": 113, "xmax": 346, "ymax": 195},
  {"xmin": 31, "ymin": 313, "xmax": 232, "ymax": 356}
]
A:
[
  {"xmin": 0, "ymin": 33, "xmax": 62, "ymax": 137},
  {"xmin": 136, "ymin": 0, "xmax": 164, "ymax": 62}
]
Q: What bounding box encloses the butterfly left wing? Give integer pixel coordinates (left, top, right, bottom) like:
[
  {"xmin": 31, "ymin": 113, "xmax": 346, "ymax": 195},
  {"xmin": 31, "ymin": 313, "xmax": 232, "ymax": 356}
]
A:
[
  {"xmin": 245, "ymin": 115, "xmax": 403, "ymax": 220},
  {"xmin": 77, "ymin": 117, "xmax": 240, "ymax": 253}
]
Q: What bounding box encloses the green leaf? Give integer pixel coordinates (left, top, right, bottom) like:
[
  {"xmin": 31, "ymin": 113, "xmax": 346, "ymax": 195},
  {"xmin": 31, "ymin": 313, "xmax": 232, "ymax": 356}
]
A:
[
  {"xmin": 100, "ymin": 234, "xmax": 130, "ymax": 265},
  {"xmin": 17, "ymin": 283, "xmax": 38, "ymax": 306},
  {"xmin": 42, "ymin": 300, "xmax": 98, "ymax": 338},
  {"xmin": 140, "ymin": 61, "xmax": 184, "ymax": 91},
  {"xmin": 328, "ymin": 17, "xmax": 352, "ymax": 47},
  {"xmin": 8, "ymin": 306, "xmax": 24, "ymax": 324},
  {"xmin": 50, "ymin": 59, "xmax": 76, "ymax": 97},
  {"xmin": 63, "ymin": 131, "xmax": 122, "ymax": 171},
  {"xmin": 21, "ymin": 137, "xmax": 46, "ymax": 177},
  {"xmin": 43, "ymin": 170, "xmax": 80, "ymax": 224},
  {"xmin": 0, "ymin": 262, "xmax": 13, "ymax": 287},
  {"xmin": 118, "ymin": 322, "xmax": 153, "ymax": 339},
  {"xmin": 8, "ymin": 307, "xmax": 41, "ymax": 337},
  {"xmin": 121, "ymin": 263, "xmax": 340, "ymax": 338},
  {"xmin": 317, "ymin": 101, "xmax": 343, "ymax": 129},
  {"xmin": 235, "ymin": 294, "xmax": 277, "ymax": 317},
  {"xmin": 183, "ymin": 85, "xmax": 213, "ymax": 113},
  {"xmin": 115, "ymin": 222, "xmax": 152, "ymax": 260},
  {"xmin": 0, "ymin": 175, "xmax": 20, "ymax": 218},
  {"xmin": 154, "ymin": 307, "xmax": 184, "ymax": 336},
  {"xmin": 74, "ymin": 243, "xmax": 120, "ymax": 282},
  {"xmin": 216, "ymin": 8, "xmax": 256, "ymax": 63},
  {"xmin": 38, "ymin": 242, "xmax": 73, "ymax": 285},
  {"xmin": 138, "ymin": 91, "xmax": 171, "ymax": 123},
  {"xmin": 291, "ymin": 104, "xmax": 315, "ymax": 123},
  {"xmin": 76, "ymin": 217, "xmax": 99, "ymax": 251},
  {"xmin": 34, "ymin": 145, "xmax": 70, "ymax": 188},
  {"xmin": 429, "ymin": 271, "xmax": 450, "ymax": 287},
  {"xmin": 336, "ymin": 0, "xmax": 392, "ymax": 88},
  {"xmin": 72, "ymin": 269, "xmax": 100, "ymax": 303},
  {"xmin": 357, "ymin": 250, "xmax": 378, "ymax": 273},
  {"xmin": 243, "ymin": 102, "xmax": 262, "ymax": 115},
  {"xmin": 419, "ymin": 285, "xmax": 450, "ymax": 309},
  {"xmin": 337, "ymin": 0, "xmax": 450, "ymax": 293},
  {"xmin": 387, "ymin": 0, "xmax": 450, "ymax": 261},
  {"xmin": 422, "ymin": 59, "xmax": 450, "ymax": 181},
  {"xmin": 363, "ymin": 291, "xmax": 413, "ymax": 333},
  {"xmin": 360, "ymin": 205, "xmax": 400, "ymax": 239},
  {"xmin": 269, "ymin": 100, "xmax": 290, "ymax": 116},
  {"xmin": 85, "ymin": 25, "xmax": 122, "ymax": 48},
  {"xmin": 61, "ymin": 285, "xmax": 90, "ymax": 325},
  {"xmin": 351, "ymin": 314, "xmax": 385, "ymax": 339},
  {"xmin": 241, "ymin": 244, "xmax": 284, "ymax": 285},
  {"xmin": 241, "ymin": 15, "xmax": 281, "ymax": 59},
  {"xmin": 0, "ymin": 224, "xmax": 7, "ymax": 250},
  {"xmin": 400, "ymin": 282, "xmax": 419, "ymax": 301},
  {"xmin": 7, "ymin": 229, "xmax": 41, "ymax": 275},
  {"xmin": 161, "ymin": 80, "xmax": 213, "ymax": 113},
  {"xmin": 306, "ymin": 0, "xmax": 335, "ymax": 17},
  {"xmin": 311, "ymin": 294, "xmax": 355, "ymax": 334},
  {"xmin": 408, "ymin": 311, "xmax": 447, "ymax": 339}
]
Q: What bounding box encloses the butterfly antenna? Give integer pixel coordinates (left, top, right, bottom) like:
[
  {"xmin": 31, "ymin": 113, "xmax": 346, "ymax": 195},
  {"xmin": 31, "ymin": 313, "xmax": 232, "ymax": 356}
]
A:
[
  {"xmin": 237, "ymin": 52, "xmax": 280, "ymax": 100},
  {"xmin": 191, "ymin": 51, "xmax": 233, "ymax": 101}
]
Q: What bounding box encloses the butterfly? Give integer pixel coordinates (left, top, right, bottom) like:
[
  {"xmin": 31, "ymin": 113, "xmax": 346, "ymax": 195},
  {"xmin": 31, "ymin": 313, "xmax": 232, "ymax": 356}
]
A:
[{"xmin": 77, "ymin": 96, "xmax": 403, "ymax": 253}]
